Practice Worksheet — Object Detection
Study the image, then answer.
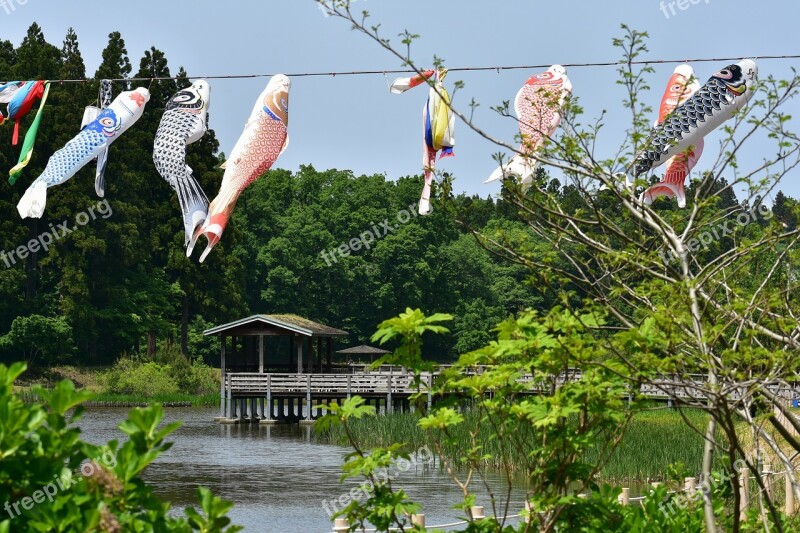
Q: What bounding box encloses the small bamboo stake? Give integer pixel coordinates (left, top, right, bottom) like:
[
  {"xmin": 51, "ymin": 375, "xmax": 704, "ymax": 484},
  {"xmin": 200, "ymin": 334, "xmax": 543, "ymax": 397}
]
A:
[
  {"xmin": 739, "ymin": 469, "xmax": 750, "ymax": 522},
  {"xmin": 618, "ymin": 488, "xmax": 630, "ymax": 506},
  {"xmin": 333, "ymin": 518, "xmax": 349, "ymax": 532},
  {"xmin": 764, "ymin": 464, "xmax": 773, "ymax": 500},
  {"xmin": 786, "ymin": 471, "xmax": 796, "ymax": 516},
  {"xmin": 410, "ymin": 514, "xmax": 425, "ymax": 527}
]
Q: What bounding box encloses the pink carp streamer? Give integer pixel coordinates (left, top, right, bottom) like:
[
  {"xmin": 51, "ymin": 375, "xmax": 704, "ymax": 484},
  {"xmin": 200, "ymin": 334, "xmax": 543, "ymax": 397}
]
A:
[
  {"xmin": 485, "ymin": 65, "xmax": 572, "ymax": 189},
  {"xmin": 188, "ymin": 75, "xmax": 290, "ymax": 263}
]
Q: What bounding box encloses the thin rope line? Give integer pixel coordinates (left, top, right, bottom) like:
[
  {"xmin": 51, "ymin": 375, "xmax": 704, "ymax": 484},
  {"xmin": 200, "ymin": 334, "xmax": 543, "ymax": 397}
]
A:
[{"xmin": 15, "ymin": 54, "xmax": 800, "ymax": 84}]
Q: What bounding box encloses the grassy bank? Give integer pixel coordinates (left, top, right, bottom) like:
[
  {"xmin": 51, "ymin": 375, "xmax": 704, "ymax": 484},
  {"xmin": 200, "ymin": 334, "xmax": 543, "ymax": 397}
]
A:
[
  {"xmin": 15, "ymin": 386, "xmax": 219, "ymax": 407},
  {"xmin": 16, "ymin": 357, "xmax": 220, "ymax": 407},
  {"xmin": 316, "ymin": 408, "xmax": 711, "ymax": 483}
]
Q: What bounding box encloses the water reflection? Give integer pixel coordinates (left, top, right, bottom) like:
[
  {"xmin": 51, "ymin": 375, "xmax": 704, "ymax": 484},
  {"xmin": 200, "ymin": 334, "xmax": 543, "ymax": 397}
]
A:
[{"xmin": 78, "ymin": 408, "xmax": 526, "ymax": 532}]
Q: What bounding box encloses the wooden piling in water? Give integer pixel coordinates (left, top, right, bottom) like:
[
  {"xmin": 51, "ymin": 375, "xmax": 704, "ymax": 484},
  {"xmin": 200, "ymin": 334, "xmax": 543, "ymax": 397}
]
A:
[{"xmin": 470, "ymin": 506, "xmax": 485, "ymax": 520}]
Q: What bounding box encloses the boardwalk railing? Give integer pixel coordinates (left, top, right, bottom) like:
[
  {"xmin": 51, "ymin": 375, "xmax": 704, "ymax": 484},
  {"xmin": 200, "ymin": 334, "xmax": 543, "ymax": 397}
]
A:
[
  {"xmin": 228, "ymin": 373, "xmax": 425, "ymax": 395},
  {"xmin": 217, "ymin": 367, "xmax": 800, "ymax": 422},
  {"xmin": 225, "ymin": 369, "xmax": 800, "ymax": 401}
]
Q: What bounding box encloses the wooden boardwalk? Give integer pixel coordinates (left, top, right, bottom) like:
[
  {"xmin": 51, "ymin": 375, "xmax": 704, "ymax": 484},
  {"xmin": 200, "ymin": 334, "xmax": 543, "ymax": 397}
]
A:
[{"xmin": 215, "ymin": 365, "xmax": 800, "ymax": 424}]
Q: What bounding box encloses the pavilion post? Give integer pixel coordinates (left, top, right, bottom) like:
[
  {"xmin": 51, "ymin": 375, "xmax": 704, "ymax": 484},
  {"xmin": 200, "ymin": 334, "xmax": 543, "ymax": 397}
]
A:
[
  {"xmin": 220, "ymin": 335, "xmax": 226, "ymax": 418},
  {"xmin": 306, "ymin": 374, "xmax": 312, "ymax": 421},
  {"xmin": 297, "ymin": 337, "xmax": 304, "ymax": 374},
  {"xmin": 317, "ymin": 337, "xmax": 323, "ymax": 373},
  {"xmin": 288, "ymin": 336, "xmax": 295, "ymax": 373},
  {"xmin": 258, "ymin": 335, "xmax": 264, "ymax": 374},
  {"xmin": 387, "ymin": 370, "xmax": 393, "ymax": 415},
  {"xmin": 327, "ymin": 338, "xmax": 332, "ymax": 372},
  {"xmin": 232, "ymin": 336, "xmax": 237, "ymax": 373},
  {"xmin": 266, "ymin": 374, "xmax": 272, "ymax": 421}
]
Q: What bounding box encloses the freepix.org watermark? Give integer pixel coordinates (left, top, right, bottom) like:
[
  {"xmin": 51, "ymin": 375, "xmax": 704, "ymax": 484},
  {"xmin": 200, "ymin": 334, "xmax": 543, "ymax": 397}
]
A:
[
  {"xmin": 659, "ymin": 0, "xmax": 711, "ymax": 19},
  {"xmin": 0, "ymin": 0, "xmax": 29, "ymax": 15},
  {"xmin": 0, "ymin": 199, "xmax": 113, "ymax": 268},
  {"xmin": 321, "ymin": 446, "xmax": 434, "ymax": 517},
  {"xmin": 658, "ymin": 204, "xmax": 772, "ymax": 266},
  {"xmin": 320, "ymin": 203, "xmax": 424, "ymax": 267},
  {"xmin": 4, "ymin": 451, "xmax": 117, "ymax": 519}
]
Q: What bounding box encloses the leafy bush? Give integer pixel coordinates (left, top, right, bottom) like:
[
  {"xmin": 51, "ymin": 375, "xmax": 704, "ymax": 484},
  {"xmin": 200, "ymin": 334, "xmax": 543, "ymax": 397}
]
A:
[
  {"xmin": 0, "ymin": 362, "xmax": 240, "ymax": 532},
  {"xmin": 180, "ymin": 359, "xmax": 220, "ymax": 396},
  {"xmin": 102, "ymin": 354, "xmax": 219, "ymax": 397},
  {"xmin": 102, "ymin": 357, "xmax": 180, "ymax": 397}
]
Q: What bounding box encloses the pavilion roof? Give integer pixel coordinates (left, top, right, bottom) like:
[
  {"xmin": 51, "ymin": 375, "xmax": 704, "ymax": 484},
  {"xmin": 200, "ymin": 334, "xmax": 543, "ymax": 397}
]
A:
[{"xmin": 204, "ymin": 314, "xmax": 349, "ymax": 338}]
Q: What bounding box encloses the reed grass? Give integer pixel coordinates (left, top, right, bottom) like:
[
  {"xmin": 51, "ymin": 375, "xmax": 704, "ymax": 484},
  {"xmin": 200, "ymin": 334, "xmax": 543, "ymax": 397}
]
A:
[
  {"xmin": 316, "ymin": 407, "xmax": 711, "ymax": 483},
  {"xmin": 89, "ymin": 392, "xmax": 219, "ymax": 407}
]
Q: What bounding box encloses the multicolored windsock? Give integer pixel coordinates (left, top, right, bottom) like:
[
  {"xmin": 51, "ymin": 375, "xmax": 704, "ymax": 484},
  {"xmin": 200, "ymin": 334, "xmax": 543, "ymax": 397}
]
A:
[
  {"xmin": 389, "ymin": 70, "xmax": 435, "ymax": 94},
  {"xmin": 6, "ymin": 80, "xmax": 46, "ymax": 145},
  {"xmin": 630, "ymin": 59, "xmax": 758, "ymax": 181},
  {"xmin": 391, "ymin": 68, "xmax": 455, "ymax": 215},
  {"xmin": 0, "ymin": 81, "xmax": 24, "ymax": 112},
  {"xmin": 641, "ymin": 65, "xmax": 705, "ymax": 208},
  {"xmin": 17, "ymin": 88, "xmax": 150, "ymax": 219},
  {"xmin": 8, "ymin": 82, "xmax": 51, "ymax": 184},
  {"xmin": 485, "ymin": 65, "xmax": 572, "ymax": 188},
  {"xmin": 153, "ymin": 80, "xmax": 212, "ymax": 246},
  {"xmin": 187, "ymin": 75, "xmax": 289, "ymax": 263}
]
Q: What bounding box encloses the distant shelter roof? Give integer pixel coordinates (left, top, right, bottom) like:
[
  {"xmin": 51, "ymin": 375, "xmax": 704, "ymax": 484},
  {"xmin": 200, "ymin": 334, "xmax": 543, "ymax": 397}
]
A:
[{"xmin": 335, "ymin": 345, "xmax": 391, "ymax": 355}]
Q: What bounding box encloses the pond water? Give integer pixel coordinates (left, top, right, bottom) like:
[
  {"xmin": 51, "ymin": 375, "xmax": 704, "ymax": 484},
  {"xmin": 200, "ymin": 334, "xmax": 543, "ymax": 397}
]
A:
[{"xmin": 78, "ymin": 407, "xmax": 527, "ymax": 532}]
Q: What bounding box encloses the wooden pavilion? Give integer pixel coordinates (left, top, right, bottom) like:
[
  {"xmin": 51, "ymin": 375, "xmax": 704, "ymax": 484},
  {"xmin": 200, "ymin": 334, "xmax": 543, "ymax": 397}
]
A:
[
  {"xmin": 204, "ymin": 315, "xmax": 435, "ymax": 424},
  {"xmin": 204, "ymin": 314, "xmax": 349, "ymax": 375},
  {"xmin": 205, "ymin": 314, "xmax": 349, "ymax": 423}
]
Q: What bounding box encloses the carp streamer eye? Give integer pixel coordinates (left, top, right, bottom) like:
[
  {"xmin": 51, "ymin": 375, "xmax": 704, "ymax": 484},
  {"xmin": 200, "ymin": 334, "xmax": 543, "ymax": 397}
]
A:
[
  {"xmin": 715, "ymin": 69, "xmax": 733, "ymax": 80},
  {"xmin": 172, "ymin": 93, "xmax": 196, "ymax": 104},
  {"xmin": 671, "ymin": 84, "xmax": 684, "ymax": 92}
]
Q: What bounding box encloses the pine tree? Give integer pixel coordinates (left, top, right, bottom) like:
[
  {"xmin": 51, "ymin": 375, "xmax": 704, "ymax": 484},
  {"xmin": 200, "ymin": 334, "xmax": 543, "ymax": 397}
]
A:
[{"xmin": 95, "ymin": 32, "xmax": 131, "ymax": 85}]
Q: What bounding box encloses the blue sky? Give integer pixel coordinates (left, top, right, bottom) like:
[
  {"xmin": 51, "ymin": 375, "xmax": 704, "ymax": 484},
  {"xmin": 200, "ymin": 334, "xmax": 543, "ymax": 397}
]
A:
[{"xmin": 2, "ymin": 0, "xmax": 799, "ymax": 201}]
